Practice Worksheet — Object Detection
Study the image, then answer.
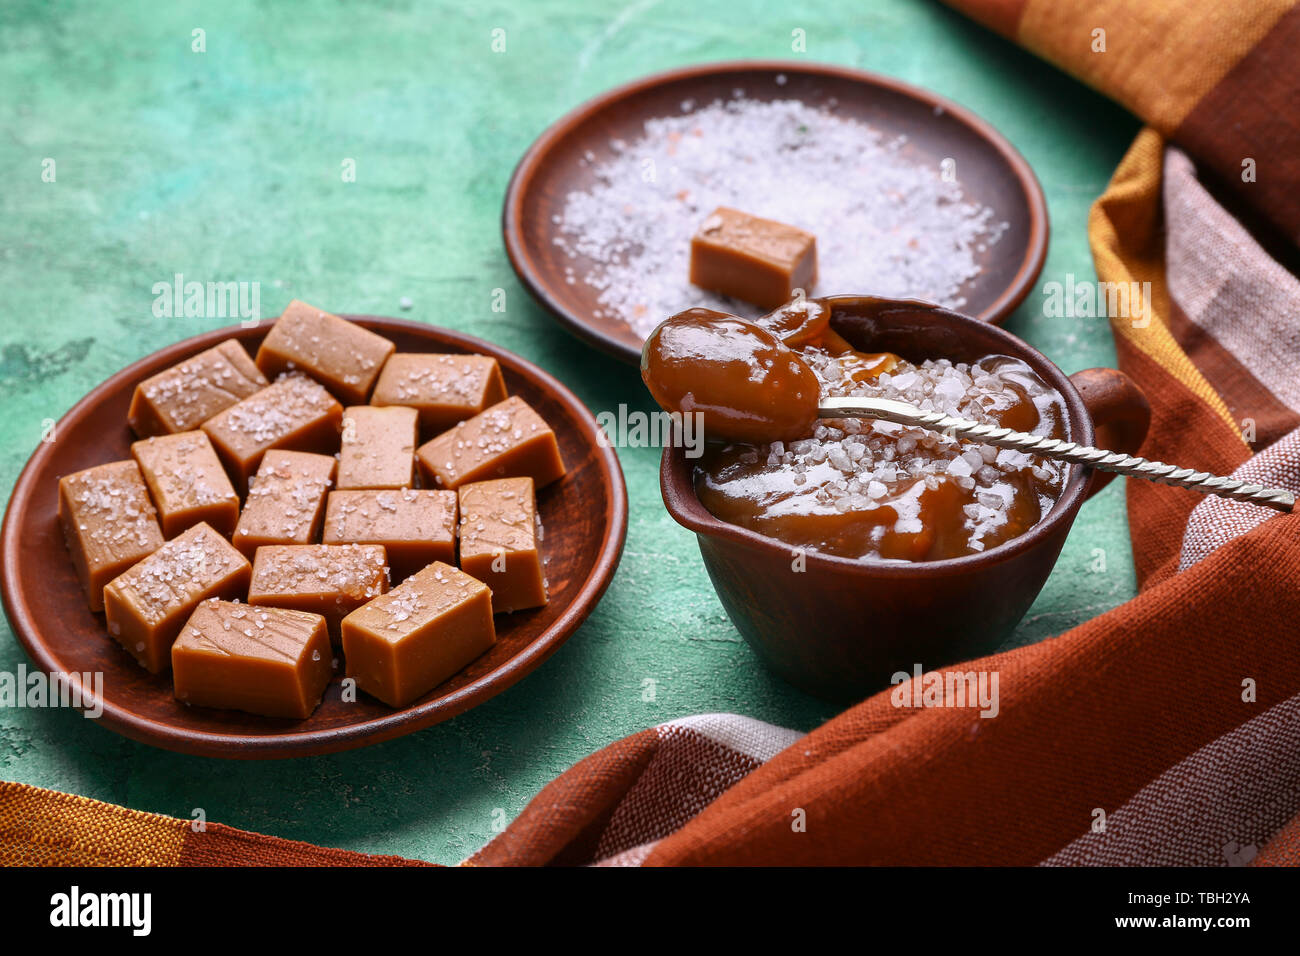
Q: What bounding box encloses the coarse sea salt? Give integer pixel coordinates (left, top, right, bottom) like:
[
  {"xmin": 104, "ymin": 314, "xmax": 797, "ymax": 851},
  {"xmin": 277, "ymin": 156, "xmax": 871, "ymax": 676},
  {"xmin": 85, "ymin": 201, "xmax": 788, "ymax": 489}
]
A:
[
  {"xmin": 699, "ymin": 350, "xmax": 1068, "ymax": 559},
  {"xmin": 555, "ymin": 96, "xmax": 1007, "ymax": 338},
  {"xmin": 790, "ymin": 352, "xmax": 1064, "ymax": 550}
]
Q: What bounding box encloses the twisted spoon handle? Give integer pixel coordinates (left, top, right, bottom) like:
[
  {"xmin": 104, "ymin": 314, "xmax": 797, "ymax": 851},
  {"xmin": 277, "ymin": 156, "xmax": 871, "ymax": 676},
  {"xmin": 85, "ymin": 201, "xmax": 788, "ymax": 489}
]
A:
[{"xmin": 819, "ymin": 396, "xmax": 1295, "ymax": 515}]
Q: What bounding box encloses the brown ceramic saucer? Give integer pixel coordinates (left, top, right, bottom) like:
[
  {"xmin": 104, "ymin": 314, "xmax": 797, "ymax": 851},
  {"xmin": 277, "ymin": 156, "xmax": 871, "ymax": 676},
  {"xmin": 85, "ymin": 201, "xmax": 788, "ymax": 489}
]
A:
[
  {"xmin": 503, "ymin": 60, "xmax": 1049, "ymax": 365},
  {"xmin": 0, "ymin": 317, "xmax": 628, "ymax": 758}
]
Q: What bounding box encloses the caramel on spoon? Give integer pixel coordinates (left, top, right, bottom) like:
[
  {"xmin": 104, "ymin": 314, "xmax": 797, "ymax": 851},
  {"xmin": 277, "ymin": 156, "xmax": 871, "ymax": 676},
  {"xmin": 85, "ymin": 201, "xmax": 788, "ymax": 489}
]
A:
[{"xmin": 640, "ymin": 308, "xmax": 821, "ymax": 443}]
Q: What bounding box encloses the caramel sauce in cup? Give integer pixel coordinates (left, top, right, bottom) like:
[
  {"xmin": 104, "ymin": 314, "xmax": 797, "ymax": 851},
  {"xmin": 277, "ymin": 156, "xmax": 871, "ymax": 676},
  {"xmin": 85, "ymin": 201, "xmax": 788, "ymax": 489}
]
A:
[{"xmin": 643, "ymin": 300, "xmax": 1068, "ymax": 562}]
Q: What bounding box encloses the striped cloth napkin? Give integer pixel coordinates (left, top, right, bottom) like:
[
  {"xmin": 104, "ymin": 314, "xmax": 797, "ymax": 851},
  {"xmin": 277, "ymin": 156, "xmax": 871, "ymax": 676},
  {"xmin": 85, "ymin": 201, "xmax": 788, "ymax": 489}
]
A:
[{"xmin": 4, "ymin": 0, "xmax": 1299, "ymax": 867}]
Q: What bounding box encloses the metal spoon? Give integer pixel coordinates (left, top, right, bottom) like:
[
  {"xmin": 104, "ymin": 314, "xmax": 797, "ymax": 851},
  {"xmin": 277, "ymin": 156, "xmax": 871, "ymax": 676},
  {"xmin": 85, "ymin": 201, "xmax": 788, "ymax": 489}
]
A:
[{"xmin": 819, "ymin": 396, "xmax": 1295, "ymax": 514}]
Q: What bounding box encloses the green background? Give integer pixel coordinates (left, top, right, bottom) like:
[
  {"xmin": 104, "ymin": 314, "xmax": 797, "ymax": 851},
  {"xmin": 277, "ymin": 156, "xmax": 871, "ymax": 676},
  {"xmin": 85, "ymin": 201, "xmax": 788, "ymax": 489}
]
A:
[{"xmin": 0, "ymin": 0, "xmax": 1141, "ymax": 863}]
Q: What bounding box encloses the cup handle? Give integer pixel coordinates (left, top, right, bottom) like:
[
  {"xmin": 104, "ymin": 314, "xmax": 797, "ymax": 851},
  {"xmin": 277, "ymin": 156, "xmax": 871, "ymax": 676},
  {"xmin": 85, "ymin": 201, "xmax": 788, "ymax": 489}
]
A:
[{"xmin": 1068, "ymin": 367, "xmax": 1152, "ymax": 499}]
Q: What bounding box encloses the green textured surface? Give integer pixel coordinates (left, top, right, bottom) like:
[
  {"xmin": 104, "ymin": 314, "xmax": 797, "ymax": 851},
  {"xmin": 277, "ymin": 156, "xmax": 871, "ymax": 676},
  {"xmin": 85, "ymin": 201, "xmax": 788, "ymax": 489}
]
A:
[{"xmin": 0, "ymin": 0, "xmax": 1142, "ymax": 863}]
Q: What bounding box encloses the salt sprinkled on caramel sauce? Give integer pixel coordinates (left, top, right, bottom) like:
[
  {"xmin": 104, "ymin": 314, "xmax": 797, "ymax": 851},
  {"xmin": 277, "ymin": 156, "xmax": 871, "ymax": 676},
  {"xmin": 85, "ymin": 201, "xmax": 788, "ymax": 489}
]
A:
[{"xmin": 643, "ymin": 303, "xmax": 1068, "ymax": 562}]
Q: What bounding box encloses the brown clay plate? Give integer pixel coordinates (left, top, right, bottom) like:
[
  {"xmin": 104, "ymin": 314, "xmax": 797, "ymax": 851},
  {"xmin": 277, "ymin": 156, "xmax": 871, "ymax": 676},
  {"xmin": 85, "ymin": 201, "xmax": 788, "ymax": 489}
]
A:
[
  {"xmin": 503, "ymin": 59, "xmax": 1049, "ymax": 365},
  {"xmin": 0, "ymin": 317, "xmax": 627, "ymax": 758}
]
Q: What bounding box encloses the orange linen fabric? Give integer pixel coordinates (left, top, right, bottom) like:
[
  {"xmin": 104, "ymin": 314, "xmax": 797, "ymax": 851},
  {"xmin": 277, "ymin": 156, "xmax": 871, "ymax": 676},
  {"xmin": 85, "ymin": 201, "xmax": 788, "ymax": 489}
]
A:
[
  {"xmin": 944, "ymin": 0, "xmax": 1300, "ymax": 241},
  {"xmin": 0, "ymin": 781, "xmax": 431, "ymax": 866}
]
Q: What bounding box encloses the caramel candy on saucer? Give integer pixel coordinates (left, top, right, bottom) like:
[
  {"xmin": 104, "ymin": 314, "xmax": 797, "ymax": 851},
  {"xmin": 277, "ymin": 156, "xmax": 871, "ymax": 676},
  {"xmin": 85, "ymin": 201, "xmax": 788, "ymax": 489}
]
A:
[
  {"xmin": 58, "ymin": 460, "xmax": 165, "ymax": 612},
  {"xmin": 690, "ymin": 207, "xmax": 817, "ymax": 311},
  {"xmin": 232, "ymin": 450, "xmax": 336, "ymax": 559},
  {"xmin": 371, "ymin": 354, "xmax": 507, "ymax": 434},
  {"xmin": 322, "ymin": 489, "xmax": 456, "ymax": 581},
  {"xmin": 103, "ymin": 523, "xmax": 252, "ymax": 673},
  {"xmin": 337, "ymin": 406, "xmax": 418, "ymax": 490},
  {"xmin": 202, "ymin": 374, "xmax": 343, "ymax": 491},
  {"xmin": 248, "ymin": 544, "xmax": 389, "ymax": 644},
  {"xmin": 172, "ymin": 600, "xmax": 333, "ymax": 719},
  {"xmin": 128, "ymin": 340, "xmax": 267, "ymax": 438},
  {"xmin": 255, "ymin": 300, "xmax": 395, "ymax": 404},
  {"xmin": 132, "ymin": 431, "xmax": 240, "ymax": 538},
  {"xmin": 342, "ymin": 562, "xmax": 495, "ymax": 708},
  {"xmin": 416, "ymin": 396, "xmax": 565, "ymax": 490},
  {"xmin": 458, "ymin": 478, "xmax": 547, "ymax": 613}
]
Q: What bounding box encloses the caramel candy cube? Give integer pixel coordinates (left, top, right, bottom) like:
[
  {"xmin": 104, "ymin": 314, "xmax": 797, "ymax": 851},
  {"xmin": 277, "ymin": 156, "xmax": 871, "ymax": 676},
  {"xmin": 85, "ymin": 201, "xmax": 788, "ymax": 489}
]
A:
[
  {"xmin": 337, "ymin": 406, "xmax": 418, "ymax": 490},
  {"xmin": 458, "ymin": 478, "xmax": 547, "ymax": 613},
  {"xmin": 342, "ymin": 562, "xmax": 495, "ymax": 708},
  {"xmin": 371, "ymin": 353, "xmax": 508, "ymax": 435},
  {"xmin": 103, "ymin": 523, "xmax": 251, "ymax": 673},
  {"xmin": 172, "ymin": 600, "xmax": 333, "ymax": 719},
  {"xmin": 416, "ymin": 396, "xmax": 565, "ymax": 490},
  {"xmin": 202, "ymin": 374, "xmax": 343, "ymax": 491},
  {"xmin": 690, "ymin": 207, "xmax": 818, "ymax": 310},
  {"xmin": 255, "ymin": 300, "xmax": 395, "ymax": 404},
  {"xmin": 322, "ymin": 489, "xmax": 456, "ymax": 581},
  {"xmin": 232, "ymin": 451, "xmax": 336, "ymax": 559},
  {"xmin": 248, "ymin": 544, "xmax": 389, "ymax": 644},
  {"xmin": 132, "ymin": 431, "xmax": 240, "ymax": 538},
  {"xmin": 128, "ymin": 340, "xmax": 268, "ymax": 438},
  {"xmin": 58, "ymin": 461, "xmax": 165, "ymax": 612}
]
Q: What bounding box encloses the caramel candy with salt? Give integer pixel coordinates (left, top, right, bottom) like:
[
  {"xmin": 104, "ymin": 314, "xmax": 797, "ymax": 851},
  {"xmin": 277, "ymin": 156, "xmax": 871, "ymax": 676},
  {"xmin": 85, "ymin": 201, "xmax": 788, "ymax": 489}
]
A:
[
  {"xmin": 689, "ymin": 207, "xmax": 818, "ymax": 310},
  {"xmin": 128, "ymin": 340, "xmax": 267, "ymax": 438},
  {"xmin": 248, "ymin": 544, "xmax": 389, "ymax": 644},
  {"xmin": 342, "ymin": 562, "xmax": 495, "ymax": 708},
  {"xmin": 371, "ymin": 353, "xmax": 507, "ymax": 434},
  {"xmin": 416, "ymin": 396, "xmax": 565, "ymax": 490},
  {"xmin": 132, "ymin": 431, "xmax": 240, "ymax": 538},
  {"xmin": 337, "ymin": 406, "xmax": 418, "ymax": 490},
  {"xmin": 202, "ymin": 374, "xmax": 342, "ymax": 491},
  {"xmin": 232, "ymin": 450, "xmax": 336, "ymax": 559},
  {"xmin": 255, "ymin": 300, "xmax": 395, "ymax": 404},
  {"xmin": 172, "ymin": 600, "xmax": 333, "ymax": 719},
  {"xmin": 322, "ymin": 489, "xmax": 456, "ymax": 581},
  {"xmin": 58, "ymin": 461, "xmax": 165, "ymax": 612},
  {"xmin": 103, "ymin": 523, "xmax": 251, "ymax": 673},
  {"xmin": 458, "ymin": 478, "xmax": 547, "ymax": 613}
]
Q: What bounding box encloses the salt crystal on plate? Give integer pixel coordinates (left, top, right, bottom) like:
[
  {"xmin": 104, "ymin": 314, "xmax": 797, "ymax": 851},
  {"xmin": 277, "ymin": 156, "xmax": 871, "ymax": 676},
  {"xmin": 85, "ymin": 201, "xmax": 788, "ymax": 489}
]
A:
[{"xmin": 554, "ymin": 98, "xmax": 1005, "ymax": 338}]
